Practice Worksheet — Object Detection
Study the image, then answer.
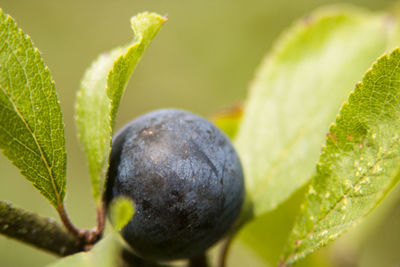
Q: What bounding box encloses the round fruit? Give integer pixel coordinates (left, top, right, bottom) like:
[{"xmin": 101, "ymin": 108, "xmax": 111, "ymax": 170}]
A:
[{"xmin": 105, "ymin": 109, "xmax": 244, "ymax": 261}]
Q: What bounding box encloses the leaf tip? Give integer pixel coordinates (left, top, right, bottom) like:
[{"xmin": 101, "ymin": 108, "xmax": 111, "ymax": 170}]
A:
[
  {"xmin": 130, "ymin": 12, "xmax": 166, "ymax": 35},
  {"xmin": 109, "ymin": 197, "xmax": 135, "ymax": 232}
]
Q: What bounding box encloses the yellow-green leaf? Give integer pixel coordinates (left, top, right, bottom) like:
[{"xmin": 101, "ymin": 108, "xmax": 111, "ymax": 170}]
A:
[
  {"xmin": 109, "ymin": 197, "xmax": 135, "ymax": 232},
  {"xmin": 0, "ymin": 9, "xmax": 66, "ymax": 207},
  {"xmin": 235, "ymin": 7, "xmax": 391, "ymax": 216},
  {"xmin": 211, "ymin": 104, "xmax": 243, "ymax": 139},
  {"xmin": 281, "ymin": 48, "xmax": 400, "ymax": 266},
  {"xmin": 76, "ymin": 13, "xmax": 166, "ymax": 202}
]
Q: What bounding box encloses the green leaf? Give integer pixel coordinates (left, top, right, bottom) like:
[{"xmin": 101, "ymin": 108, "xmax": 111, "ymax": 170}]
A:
[
  {"xmin": 211, "ymin": 104, "xmax": 243, "ymax": 139},
  {"xmin": 48, "ymin": 234, "xmax": 121, "ymax": 267},
  {"xmin": 109, "ymin": 197, "xmax": 135, "ymax": 232},
  {"xmin": 234, "ymin": 7, "xmax": 391, "ymax": 216},
  {"xmin": 76, "ymin": 13, "xmax": 166, "ymax": 202},
  {"xmin": 0, "ymin": 9, "xmax": 66, "ymax": 207},
  {"xmin": 238, "ymin": 185, "xmax": 307, "ymax": 266},
  {"xmin": 281, "ymin": 48, "xmax": 400, "ymax": 266}
]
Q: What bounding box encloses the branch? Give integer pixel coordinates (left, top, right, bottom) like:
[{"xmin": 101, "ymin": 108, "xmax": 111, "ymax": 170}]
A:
[
  {"xmin": 218, "ymin": 237, "xmax": 233, "ymax": 267},
  {"xmin": 57, "ymin": 203, "xmax": 85, "ymax": 238},
  {"xmin": 0, "ymin": 200, "xmax": 84, "ymax": 256}
]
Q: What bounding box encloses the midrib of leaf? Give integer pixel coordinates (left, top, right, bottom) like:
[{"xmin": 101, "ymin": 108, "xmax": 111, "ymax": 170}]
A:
[
  {"xmin": 0, "ymin": 10, "xmax": 66, "ymax": 207},
  {"xmin": 281, "ymin": 49, "xmax": 400, "ymax": 265},
  {"xmin": 76, "ymin": 13, "xmax": 166, "ymax": 203},
  {"xmin": 0, "ymin": 121, "xmax": 51, "ymax": 191},
  {"xmin": 1, "ymin": 79, "xmax": 61, "ymax": 205},
  {"xmin": 0, "ymin": 84, "xmax": 57, "ymax": 186},
  {"xmin": 234, "ymin": 8, "xmax": 391, "ymax": 216},
  {"xmin": 282, "ymin": 134, "xmax": 400, "ymax": 266},
  {"xmin": 294, "ymin": 141, "xmax": 393, "ymax": 247},
  {"xmin": 235, "ymin": 8, "xmax": 397, "ymax": 266},
  {"xmin": 252, "ymin": 82, "xmax": 388, "ymax": 200}
]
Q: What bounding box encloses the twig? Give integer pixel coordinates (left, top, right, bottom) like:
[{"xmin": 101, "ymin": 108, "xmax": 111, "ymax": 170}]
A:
[
  {"xmin": 57, "ymin": 203, "xmax": 84, "ymax": 238},
  {"xmin": 94, "ymin": 202, "xmax": 105, "ymax": 239},
  {"xmin": 0, "ymin": 200, "xmax": 84, "ymax": 256},
  {"xmin": 218, "ymin": 237, "xmax": 233, "ymax": 267},
  {"xmin": 83, "ymin": 202, "xmax": 106, "ymax": 250},
  {"xmin": 57, "ymin": 201, "xmax": 105, "ymax": 248},
  {"xmin": 96, "ymin": 202, "xmax": 105, "ymax": 234}
]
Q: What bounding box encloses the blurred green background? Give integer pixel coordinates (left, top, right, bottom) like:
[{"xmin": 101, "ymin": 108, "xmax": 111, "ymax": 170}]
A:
[{"xmin": 0, "ymin": 0, "xmax": 399, "ymax": 266}]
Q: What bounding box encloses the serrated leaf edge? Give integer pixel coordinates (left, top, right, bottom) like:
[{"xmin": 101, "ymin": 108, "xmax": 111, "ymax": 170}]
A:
[
  {"xmin": 0, "ymin": 9, "xmax": 66, "ymax": 207},
  {"xmin": 281, "ymin": 49, "xmax": 400, "ymax": 265}
]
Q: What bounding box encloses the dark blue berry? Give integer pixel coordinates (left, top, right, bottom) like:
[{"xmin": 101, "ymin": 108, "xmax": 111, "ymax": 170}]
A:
[{"xmin": 105, "ymin": 109, "xmax": 244, "ymax": 261}]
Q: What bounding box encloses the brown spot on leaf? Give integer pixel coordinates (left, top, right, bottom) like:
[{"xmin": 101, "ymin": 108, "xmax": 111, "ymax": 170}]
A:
[{"xmin": 327, "ymin": 132, "xmax": 337, "ymax": 144}]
